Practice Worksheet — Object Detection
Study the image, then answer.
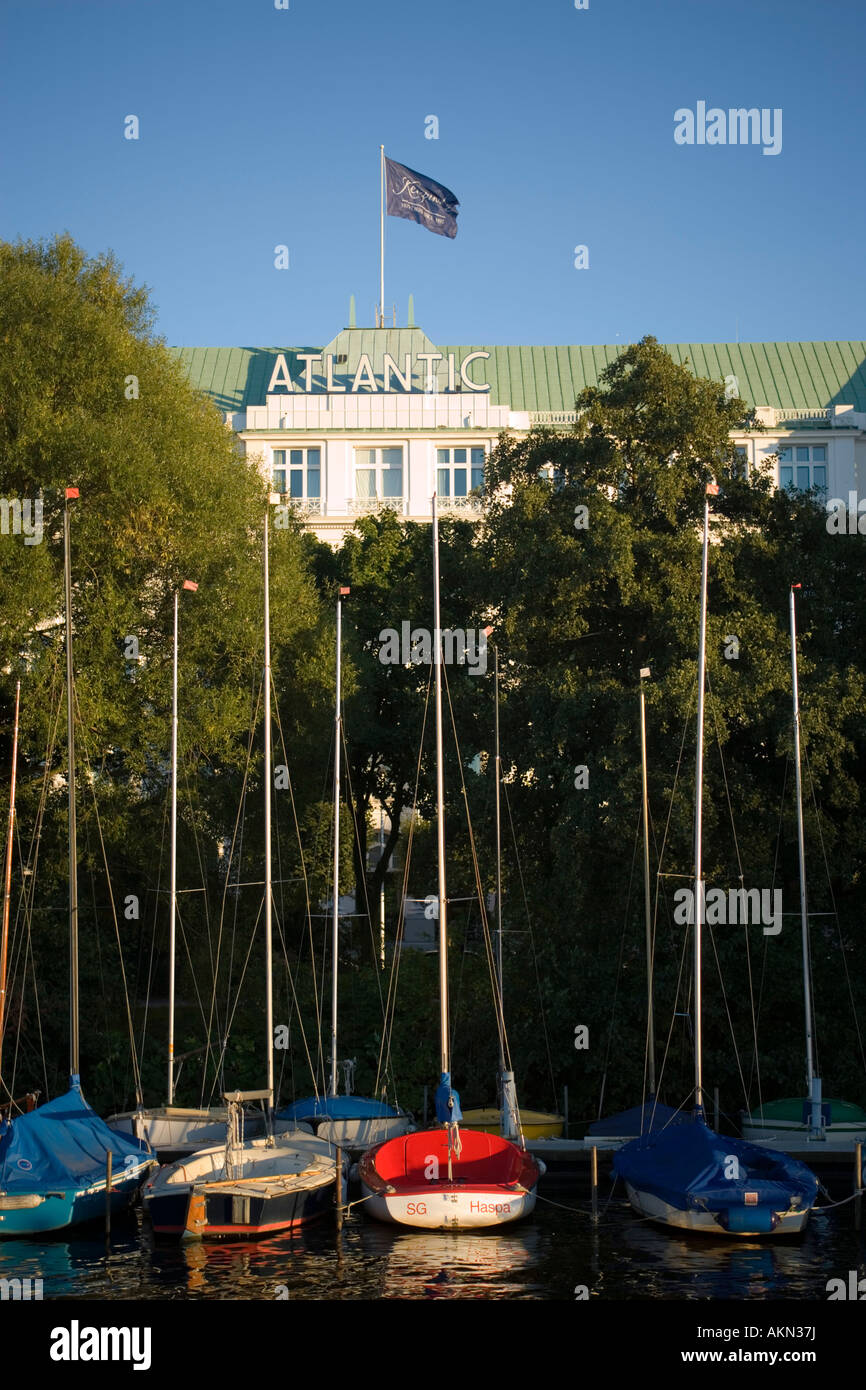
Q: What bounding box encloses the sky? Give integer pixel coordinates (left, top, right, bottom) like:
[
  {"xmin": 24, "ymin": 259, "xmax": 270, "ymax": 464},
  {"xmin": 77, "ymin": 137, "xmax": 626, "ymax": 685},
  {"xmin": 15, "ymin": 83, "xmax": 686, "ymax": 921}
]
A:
[{"xmin": 1, "ymin": 0, "xmax": 863, "ymax": 348}]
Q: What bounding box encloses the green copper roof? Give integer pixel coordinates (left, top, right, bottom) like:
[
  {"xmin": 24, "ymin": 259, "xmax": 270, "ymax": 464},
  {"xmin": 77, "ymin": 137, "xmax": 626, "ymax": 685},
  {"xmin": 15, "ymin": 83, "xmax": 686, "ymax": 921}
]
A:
[{"xmin": 171, "ymin": 335, "xmax": 866, "ymax": 416}]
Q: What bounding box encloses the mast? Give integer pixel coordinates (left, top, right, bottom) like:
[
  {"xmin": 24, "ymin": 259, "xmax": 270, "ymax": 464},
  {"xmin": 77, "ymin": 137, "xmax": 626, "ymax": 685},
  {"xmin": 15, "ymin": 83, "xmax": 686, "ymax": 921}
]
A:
[
  {"xmin": 0, "ymin": 681, "xmax": 21, "ymax": 1091},
  {"xmin": 64, "ymin": 487, "xmax": 80, "ymax": 1084},
  {"xmin": 790, "ymin": 584, "xmax": 821, "ymax": 1134},
  {"xmin": 494, "ymin": 645, "xmax": 504, "ymax": 1075},
  {"xmin": 330, "ymin": 587, "xmax": 349, "ymax": 1097},
  {"xmin": 263, "ymin": 506, "xmax": 274, "ymax": 1119},
  {"xmin": 432, "ymin": 495, "xmax": 449, "ymax": 1078},
  {"xmin": 639, "ymin": 667, "xmax": 656, "ymax": 1097},
  {"xmin": 168, "ymin": 591, "xmax": 179, "ymax": 1106},
  {"xmin": 693, "ymin": 485, "xmax": 716, "ymax": 1120}
]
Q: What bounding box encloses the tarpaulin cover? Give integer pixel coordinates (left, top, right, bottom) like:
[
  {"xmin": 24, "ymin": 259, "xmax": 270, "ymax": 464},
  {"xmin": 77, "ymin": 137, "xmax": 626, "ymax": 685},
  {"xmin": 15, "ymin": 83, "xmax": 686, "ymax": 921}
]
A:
[
  {"xmin": 0, "ymin": 1087, "xmax": 151, "ymax": 1193},
  {"xmin": 589, "ymin": 1100, "xmax": 682, "ymax": 1137},
  {"xmin": 613, "ymin": 1117, "xmax": 818, "ymax": 1214},
  {"xmin": 434, "ymin": 1073, "xmax": 462, "ymax": 1124},
  {"xmin": 278, "ymin": 1095, "xmax": 401, "ymax": 1121}
]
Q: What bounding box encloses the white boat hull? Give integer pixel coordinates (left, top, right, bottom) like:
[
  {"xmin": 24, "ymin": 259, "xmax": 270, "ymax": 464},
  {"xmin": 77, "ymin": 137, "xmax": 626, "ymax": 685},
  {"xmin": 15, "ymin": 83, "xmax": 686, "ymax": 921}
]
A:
[
  {"xmin": 362, "ymin": 1184, "xmax": 536, "ymax": 1229},
  {"xmin": 314, "ymin": 1115, "xmax": 413, "ymax": 1149},
  {"xmin": 623, "ymin": 1181, "xmax": 811, "ymax": 1236}
]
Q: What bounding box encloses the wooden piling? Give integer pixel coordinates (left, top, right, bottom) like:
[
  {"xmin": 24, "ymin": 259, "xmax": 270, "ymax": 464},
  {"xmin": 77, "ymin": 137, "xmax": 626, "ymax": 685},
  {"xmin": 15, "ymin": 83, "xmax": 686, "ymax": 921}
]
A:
[
  {"xmin": 335, "ymin": 1145, "xmax": 344, "ymax": 1232},
  {"xmin": 104, "ymin": 1151, "xmax": 112, "ymax": 1242},
  {"xmin": 590, "ymin": 1144, "xmax": 598, "ymax": 1224},
  {"xmin": 563, "ymin": 1085, "xmax": 569, "ymax": 1140}
]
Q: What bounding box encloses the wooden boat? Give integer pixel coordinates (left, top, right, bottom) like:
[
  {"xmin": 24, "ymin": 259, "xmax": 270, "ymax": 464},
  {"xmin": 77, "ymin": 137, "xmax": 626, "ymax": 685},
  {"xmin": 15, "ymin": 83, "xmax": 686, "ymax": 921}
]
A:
[
  {"xmin": 143, "ymin": 501, "xmax": 343, "ymax": 1239},
  {"xmin": 360, "ymin": 495, "xmax": 540, "ymax": 1229},
  {"xmin": 613, "ymin": 486, "xmax": 819, "ymax": 1237}
]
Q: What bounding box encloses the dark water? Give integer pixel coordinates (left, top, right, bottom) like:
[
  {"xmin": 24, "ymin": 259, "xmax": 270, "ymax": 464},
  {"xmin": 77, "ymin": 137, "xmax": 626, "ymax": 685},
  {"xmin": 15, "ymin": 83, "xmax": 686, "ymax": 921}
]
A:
[{"xmin": 2, "ymin": 1181, "xmax": 864, "ymax": 1302}]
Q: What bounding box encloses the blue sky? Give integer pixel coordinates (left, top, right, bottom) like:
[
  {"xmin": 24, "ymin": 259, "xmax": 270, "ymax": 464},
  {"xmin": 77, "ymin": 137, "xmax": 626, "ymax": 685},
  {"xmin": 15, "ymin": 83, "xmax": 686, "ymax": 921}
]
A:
[{"xmin": 1, "ymin": 0, "xmax": 863, "ymax": 347}]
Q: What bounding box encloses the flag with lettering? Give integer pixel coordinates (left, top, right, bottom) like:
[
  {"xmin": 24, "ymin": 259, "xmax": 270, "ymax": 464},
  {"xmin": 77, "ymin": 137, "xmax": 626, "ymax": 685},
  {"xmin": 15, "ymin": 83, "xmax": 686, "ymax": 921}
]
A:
[{"xmin": 385, "ymin": 157, "xmax": 459, "ymax": 239}]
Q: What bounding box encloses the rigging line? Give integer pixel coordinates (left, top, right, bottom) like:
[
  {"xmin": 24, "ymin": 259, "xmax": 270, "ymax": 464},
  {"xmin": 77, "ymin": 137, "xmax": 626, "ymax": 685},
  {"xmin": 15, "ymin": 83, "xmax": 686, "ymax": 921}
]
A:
[
  {"xmin": 750, "ymin": 753, "xmax": 789, "ymax": 1109},
  {"xmin": 139, "ymin": 799, "xmax": 168, "ymax": 1096},
  {"xmin": 271, "ymin": 679, "xmax": 325, "ymax": 1096},
  {"xmin": 74, "ymin": 698, "xmax": 144, "ymax": 1107},
  {"xmin": 175, "ymin": 899, "xmax": 221, "ymax": 1085},
  {"xmin": 373, "ymin": 669, "xmax": 432, "ymax": 1098},
  {"xmin": 803, "ymin": 739, "xmax": 866, "ymax": 1080},
  {"xmin": 706, "ymin": 670, "xmax": 759, "ymax": 1111},
  {"xmin": 598, "ymin": 803, "xmax": 641, "ymax": 1121},
  {"xmin": 207, "ymin": 674, "xmax": 259, "ymax": 1106},
  {"xmin": 3, "ymin": 677, "xmax": 61, "ymax": 1102},
  {"xmin": 210, "ymin": 898, "xmax": 265, "ymax": 1084},
  {"xmin": 442, "ymin": 663, "xmax": 513, "ymax": 1077},
  {"xmin": 339, "ymin": 723, "xmax": 402, "ymax": 1106},
  {"xmin": 502, "ymin": 780, "xmax": 558, "ymax": 1112},
  {"xmin": 179, "ymin": 752, "xmax": 223, "ymax": 1097}
]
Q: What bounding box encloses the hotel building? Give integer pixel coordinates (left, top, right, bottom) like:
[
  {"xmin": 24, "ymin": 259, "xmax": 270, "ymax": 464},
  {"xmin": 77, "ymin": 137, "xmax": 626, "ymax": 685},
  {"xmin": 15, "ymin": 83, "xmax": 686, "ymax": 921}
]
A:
[{"xmin": 175, "ymin": 324, "xmax": 866, "ymax": 543}]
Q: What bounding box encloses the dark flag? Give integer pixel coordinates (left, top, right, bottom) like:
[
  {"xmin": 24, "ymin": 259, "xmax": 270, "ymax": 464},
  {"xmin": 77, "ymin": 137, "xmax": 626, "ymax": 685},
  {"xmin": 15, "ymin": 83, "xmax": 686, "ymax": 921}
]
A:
[{"xmin": 385, "ymin": 157, "xmax": 459, "ymax": 239}]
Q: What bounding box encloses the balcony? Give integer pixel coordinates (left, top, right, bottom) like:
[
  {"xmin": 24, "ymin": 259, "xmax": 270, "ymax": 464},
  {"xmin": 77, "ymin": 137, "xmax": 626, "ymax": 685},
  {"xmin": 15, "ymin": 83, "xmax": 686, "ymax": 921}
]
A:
[{"xmin": 276, "ymin": 496, "xmax": 324, "ymax": 516}]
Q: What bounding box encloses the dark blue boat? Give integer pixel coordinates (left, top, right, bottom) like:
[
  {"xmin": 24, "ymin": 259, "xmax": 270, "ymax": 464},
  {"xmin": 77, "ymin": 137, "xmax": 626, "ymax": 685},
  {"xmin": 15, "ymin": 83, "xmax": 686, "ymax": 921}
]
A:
[{"xmin": 0, "ymin": 1086, "xmax": 152, "ymax": 1237}]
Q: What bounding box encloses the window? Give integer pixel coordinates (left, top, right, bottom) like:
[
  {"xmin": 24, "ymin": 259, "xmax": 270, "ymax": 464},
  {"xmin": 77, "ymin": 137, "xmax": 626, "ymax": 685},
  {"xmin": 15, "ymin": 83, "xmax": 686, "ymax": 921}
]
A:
[
  {"xmin": 733, "ymin": 444, "xmax": 748, "ymax": 477},
  {"xmin": 778, "ymin": 444, "xmax": 827, "ymax": 493},
  {"xmin": 353, "ymin": 447, "xmax": 404, "ymax": 507},
  {"xmin": 436, "ymin": 446, "xmax": 485, "ymax": 498},
  {"xmin": 273, "ymin": 448, "xmax": 321, "ymax": 502}
]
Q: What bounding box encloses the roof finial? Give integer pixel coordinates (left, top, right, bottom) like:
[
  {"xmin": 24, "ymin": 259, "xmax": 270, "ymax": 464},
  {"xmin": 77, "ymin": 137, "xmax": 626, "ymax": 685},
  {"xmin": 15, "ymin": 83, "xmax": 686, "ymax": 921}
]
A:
[
  {"xmin": 407, "ymin": 294, "xmax": 415, "ymax": 328},
  {"xmin": 349, "ymin": 294, "xmax": 356, "ymax": 329}
]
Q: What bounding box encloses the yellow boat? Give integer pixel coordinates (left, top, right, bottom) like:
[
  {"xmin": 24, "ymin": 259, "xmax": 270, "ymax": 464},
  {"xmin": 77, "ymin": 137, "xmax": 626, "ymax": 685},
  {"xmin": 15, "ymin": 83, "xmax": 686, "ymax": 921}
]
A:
[{"xmin": 460, "ymin": 1108, "xmax": 564, "ymax": 1141}]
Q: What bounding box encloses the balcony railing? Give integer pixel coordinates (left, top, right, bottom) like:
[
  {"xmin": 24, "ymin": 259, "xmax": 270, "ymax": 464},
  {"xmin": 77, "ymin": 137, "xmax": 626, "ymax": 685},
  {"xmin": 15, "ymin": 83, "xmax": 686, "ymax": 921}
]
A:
[
  {"xmin": 347, "ymin": 498, "xmax": 406, "ymax": 516},
  {"xmin": 277, "ymin": 497, "xmax": 324, "ymax": 515},
  {"xmin": 435, "ymin": 495, "xmax": 484, "ymax": 515}
]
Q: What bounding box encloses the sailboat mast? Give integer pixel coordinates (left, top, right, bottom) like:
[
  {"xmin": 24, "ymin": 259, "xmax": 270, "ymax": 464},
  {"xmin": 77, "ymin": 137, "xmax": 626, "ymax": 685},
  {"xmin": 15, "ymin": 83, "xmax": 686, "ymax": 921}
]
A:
[
  {"xmin": 494, "ymin": 646, "xmax": 504, "ymax": 1077},
  {"xmin": 263, "ymin": 507, "xmax": 274, "ymax": 1114},
  {"xmin": 0, "ymin": 681, "xmax": 21, "ymax": 1089},
  {"xmin": 789, "ymin": 585, "xmax": 818, "ymax": 1120},
  {"xmin": 639, "ymin": 669, "xmax": 656, "ymax": 1096},
  {"xmin": 168, "ymin": 591, "xmax": 179, "ymax": 1106},
  {"xmin": 693, "ymin": 486, "xmax": 715, "ymax": 1118},
  {"xmin": 64, "ymin": 488, "xmax": 80, "ymax": 1083},
  {"xmin": 432, "ymin": 496, "xmax": 449, "ymax": 1078},
  {"xmin": 329, "ymin": 589, "xmax": 348, "ymax": 1098}
]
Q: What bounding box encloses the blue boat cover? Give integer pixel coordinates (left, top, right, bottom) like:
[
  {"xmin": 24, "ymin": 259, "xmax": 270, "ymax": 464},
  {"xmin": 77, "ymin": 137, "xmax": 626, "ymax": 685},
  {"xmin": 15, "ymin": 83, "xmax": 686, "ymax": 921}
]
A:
[
  {"xmin": 0, "ymin": 1087, "xmax": 151, "ymax": 1193},
  {"xmin": 277, "ymin": 1095, "xmax": 401, "ymax": 1121},
  {"xmin": 434, "ymin": 1072, "xmax": 462, "ymax": 1124},
  {"xmin": 613, "ymin": 1117, "xmax": 818, "ymax": 1215},
  {"xmin": 589, "ymin": 1100, "xmax": 682, "ymax": 1137}
]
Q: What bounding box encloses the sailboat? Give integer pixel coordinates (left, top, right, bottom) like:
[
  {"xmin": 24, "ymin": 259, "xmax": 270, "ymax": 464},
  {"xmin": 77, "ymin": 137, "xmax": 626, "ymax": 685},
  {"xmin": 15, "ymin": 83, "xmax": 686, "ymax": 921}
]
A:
[
  {"xmin": 460, "ymin": 645, "xmax": 563, "ymax": 1142},
  {"xmin": 0, "ymin": 488, "xmax": 153, "ymax": 1238},
  {"xmin": 588, "ymin": 668, "xmax": 678, "ymax": 1146},
  {"xmin": 359, "ymin": 495, "xmax": 540, "ymax": 1228},
  {"xmin": 740, "ymin": 584, "xmax": 866, "ymax": 1151},
  {"xmin": 277, "ymin": 586, "xmax": 412, "ymax": 1151},
  {"xmin": 108, "ymin": 580, "xmax": 233, "ymax": 1160},
  {"xmin": 143, "ymin": 500, "xmax": 344, "ymax": 1238},
  {"xmin": 613, "ymin": 484, "xmax": 819, "ymax": 1235}
]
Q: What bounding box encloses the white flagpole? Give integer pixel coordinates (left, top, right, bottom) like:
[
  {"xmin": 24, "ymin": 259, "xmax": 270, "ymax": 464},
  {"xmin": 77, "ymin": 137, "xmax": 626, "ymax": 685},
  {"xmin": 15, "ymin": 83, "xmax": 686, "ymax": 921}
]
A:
[{"xmin": 379, "ymin": 145, "xmax": 385, "ymax": 329}]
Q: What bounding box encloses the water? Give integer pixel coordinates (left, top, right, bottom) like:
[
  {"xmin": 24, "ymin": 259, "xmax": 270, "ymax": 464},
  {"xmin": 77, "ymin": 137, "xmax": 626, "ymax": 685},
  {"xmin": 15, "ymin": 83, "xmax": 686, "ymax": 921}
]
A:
[{"xmin": 3, "ymin": 1182, "xmax": 863, "ymax": 1302}]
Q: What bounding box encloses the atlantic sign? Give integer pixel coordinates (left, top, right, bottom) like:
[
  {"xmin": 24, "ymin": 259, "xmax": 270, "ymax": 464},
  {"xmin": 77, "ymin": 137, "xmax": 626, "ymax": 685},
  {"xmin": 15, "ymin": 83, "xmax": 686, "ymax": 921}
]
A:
[{"xmin": 266, "ymin": 351, "xmax": 490, "ymax": 395}]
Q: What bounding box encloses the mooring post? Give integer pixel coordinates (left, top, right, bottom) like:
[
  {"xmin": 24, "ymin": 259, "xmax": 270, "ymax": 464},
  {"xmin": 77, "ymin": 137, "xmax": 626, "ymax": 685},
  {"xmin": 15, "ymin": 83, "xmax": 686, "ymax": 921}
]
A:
[
  {"xmin": 591, "ymin": 1143, "xmax": 598, "ymax": 1223},
  {"xmin": 335, "ymin": 1145, "xmax": 344, "ymax": 1232},
  {"xmin": 563, "ymin": 1085, "xmax": 569, "ymax": 1140},
  {"xmin": 104, "ymin": 1150, "xmax": 113, "ymax": 1243},
  {"xmin": 855, "ymin": 1142, "xmax": 862, "ymax": 1232}
]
